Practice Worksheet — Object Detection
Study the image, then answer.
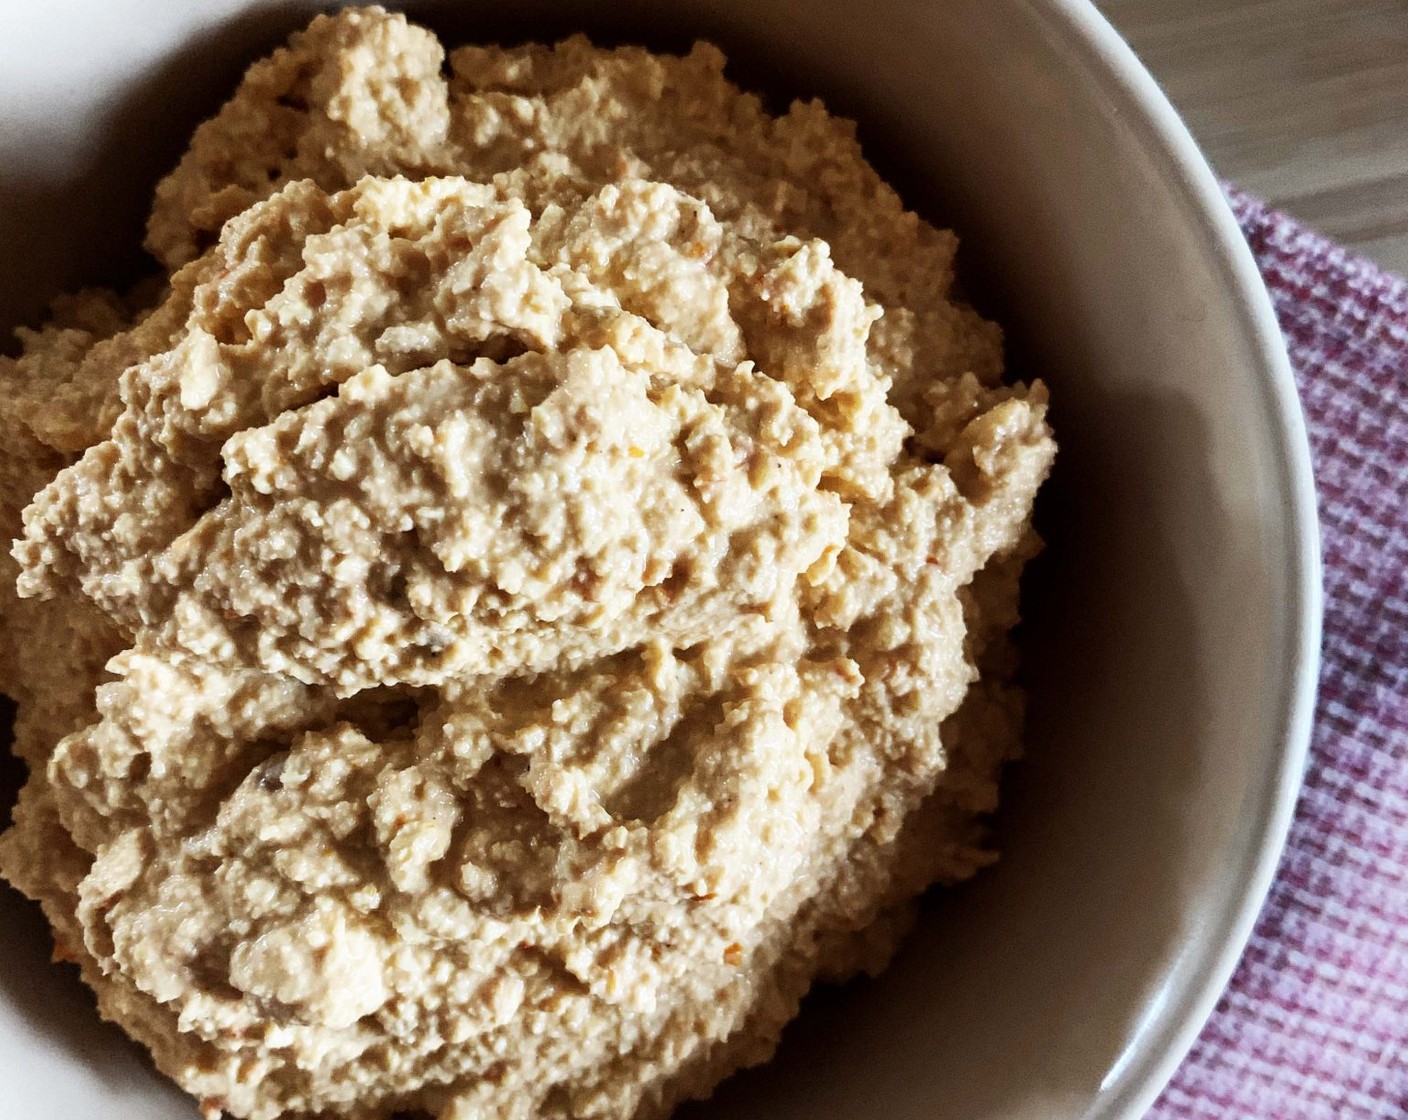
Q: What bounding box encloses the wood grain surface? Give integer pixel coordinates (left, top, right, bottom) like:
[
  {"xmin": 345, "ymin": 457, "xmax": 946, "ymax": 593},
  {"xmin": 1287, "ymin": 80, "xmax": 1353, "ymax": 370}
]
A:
[{"xmin": 1099, "ymin": 0, "xmax": 1408, "ymax": 276}]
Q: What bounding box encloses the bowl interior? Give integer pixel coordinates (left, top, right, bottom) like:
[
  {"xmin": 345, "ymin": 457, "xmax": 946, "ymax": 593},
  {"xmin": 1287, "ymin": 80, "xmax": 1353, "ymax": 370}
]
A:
[{"xmin": 0, "ymin": 2, "xmax": 1316, "ymax": 1119}]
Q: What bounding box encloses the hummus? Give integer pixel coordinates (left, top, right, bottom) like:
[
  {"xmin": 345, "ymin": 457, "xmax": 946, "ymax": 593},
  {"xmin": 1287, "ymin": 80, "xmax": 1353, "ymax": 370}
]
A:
[{"xmin": 0, "ymin": 8, "xmax": 1055, "ymax": 1120}]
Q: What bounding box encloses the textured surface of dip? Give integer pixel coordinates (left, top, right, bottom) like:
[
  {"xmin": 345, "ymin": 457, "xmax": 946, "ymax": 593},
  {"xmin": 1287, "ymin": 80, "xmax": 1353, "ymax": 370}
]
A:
[{"xmin": 0, "ymin": 8, "xmax": 1054, "ymax": 1120}]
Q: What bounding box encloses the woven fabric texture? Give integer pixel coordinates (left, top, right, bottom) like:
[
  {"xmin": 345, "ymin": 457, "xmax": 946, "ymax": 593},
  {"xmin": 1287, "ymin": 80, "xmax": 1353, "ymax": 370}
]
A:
[{"xmin": 1150, "ymin": 192, "xmax": 1408, "ymax": 1119}]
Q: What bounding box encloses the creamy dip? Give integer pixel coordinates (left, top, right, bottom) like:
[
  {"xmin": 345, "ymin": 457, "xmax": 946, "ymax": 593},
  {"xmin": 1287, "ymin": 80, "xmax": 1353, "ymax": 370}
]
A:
[{"xmin": 0, "ymin": 8, "xmax": 1054, "ymax": 1120}]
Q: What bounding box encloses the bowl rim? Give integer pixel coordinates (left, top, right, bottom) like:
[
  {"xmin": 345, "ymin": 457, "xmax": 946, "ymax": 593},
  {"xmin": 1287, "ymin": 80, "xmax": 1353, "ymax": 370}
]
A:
[{"xmin": 1035, "ymin": 1, "xmax": 1324, "ymax": 1116}]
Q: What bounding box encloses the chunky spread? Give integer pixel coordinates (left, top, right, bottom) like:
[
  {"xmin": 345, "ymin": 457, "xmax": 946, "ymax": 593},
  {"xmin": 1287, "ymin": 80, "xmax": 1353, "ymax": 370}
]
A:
[{"xmin": 0, "ymin": 8, "xmax": 1055, "ymax": 1120}]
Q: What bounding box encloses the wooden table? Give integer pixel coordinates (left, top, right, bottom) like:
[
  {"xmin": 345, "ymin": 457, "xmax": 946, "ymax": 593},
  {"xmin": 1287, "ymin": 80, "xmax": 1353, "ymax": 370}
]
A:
[{"xmin": 1099, "ymin": 0, "xmax": 1408, "ymax": 276}]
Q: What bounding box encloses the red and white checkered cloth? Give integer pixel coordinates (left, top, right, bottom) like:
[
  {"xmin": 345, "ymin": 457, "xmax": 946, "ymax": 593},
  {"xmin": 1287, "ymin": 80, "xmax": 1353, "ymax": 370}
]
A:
[{"xmin": 1149, "ymin": 192, "xmax": 1408, "ymax": 1118}]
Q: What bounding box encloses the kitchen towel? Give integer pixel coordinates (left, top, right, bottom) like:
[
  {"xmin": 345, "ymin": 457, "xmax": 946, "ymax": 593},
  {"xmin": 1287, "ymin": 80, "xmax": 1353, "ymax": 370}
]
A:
[{"xmin": 1150, "ymin": 191, "xmax": 1408, "ymax": 1119}]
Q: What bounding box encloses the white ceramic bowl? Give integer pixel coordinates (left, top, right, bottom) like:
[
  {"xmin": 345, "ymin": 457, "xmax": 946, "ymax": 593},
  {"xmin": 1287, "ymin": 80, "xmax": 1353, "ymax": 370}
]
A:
[{"xmin": 0, "ymin": 2, "xmax": 1320, "ymax": 1118}]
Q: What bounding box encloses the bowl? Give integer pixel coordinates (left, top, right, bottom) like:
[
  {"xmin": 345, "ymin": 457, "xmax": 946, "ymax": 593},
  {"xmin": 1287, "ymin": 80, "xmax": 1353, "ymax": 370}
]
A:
[{"xmin": 0, "ymin": 1, "xmax": 1320, "ymax": 1118}]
